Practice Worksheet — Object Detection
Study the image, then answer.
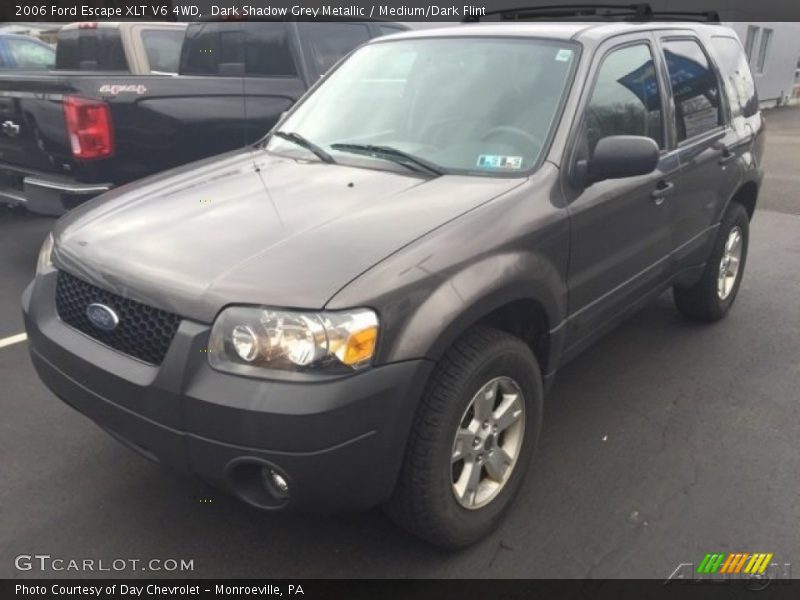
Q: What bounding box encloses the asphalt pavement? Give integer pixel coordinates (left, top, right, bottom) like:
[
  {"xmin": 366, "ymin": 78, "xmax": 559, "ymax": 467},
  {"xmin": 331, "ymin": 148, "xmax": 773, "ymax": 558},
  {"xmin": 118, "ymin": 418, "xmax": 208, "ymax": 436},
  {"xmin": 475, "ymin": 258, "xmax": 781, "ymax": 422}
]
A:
[{"xmin": 1, "ymin": 107, "xmax": 799, "ymax": 579}]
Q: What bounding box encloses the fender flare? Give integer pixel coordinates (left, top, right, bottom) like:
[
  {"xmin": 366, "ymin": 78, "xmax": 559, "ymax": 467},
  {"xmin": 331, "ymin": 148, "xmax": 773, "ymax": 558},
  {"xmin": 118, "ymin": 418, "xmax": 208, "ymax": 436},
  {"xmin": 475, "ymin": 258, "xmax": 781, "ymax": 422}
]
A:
[{"xmin": 379, "ymin": 251, "xmax": 567, "ymax": 372}]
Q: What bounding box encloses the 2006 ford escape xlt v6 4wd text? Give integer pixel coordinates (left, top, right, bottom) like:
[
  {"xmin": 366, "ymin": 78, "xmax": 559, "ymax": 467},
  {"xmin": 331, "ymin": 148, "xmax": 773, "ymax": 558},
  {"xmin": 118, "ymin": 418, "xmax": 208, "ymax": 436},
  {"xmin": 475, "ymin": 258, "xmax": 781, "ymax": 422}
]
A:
[{"xmin": 23, "ymin": 16, "xmax": 764, "ymax": 548}]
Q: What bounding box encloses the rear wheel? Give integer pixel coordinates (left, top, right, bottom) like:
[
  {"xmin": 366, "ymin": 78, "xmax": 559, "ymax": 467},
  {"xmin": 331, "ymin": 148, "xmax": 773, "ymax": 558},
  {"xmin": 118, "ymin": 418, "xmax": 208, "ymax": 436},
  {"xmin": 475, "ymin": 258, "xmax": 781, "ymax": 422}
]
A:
[
  {"xmin": 673, "ymin": 202, "xmax": 750, "ymax": 321},
  {"xmin": 386, "ymin": 326, "xmax": 542, "ymax": 548}
]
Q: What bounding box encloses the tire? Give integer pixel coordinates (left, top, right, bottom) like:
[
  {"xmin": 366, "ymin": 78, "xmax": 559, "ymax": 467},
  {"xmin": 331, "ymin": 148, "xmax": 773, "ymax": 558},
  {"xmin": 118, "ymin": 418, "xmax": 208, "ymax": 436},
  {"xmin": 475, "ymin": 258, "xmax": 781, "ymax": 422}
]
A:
[
  {"xmin": 386, "ymin": 326, "xmax": 543, "ymax": 548},
  {"xmin": 673, "ymin": 202, "xmax": 749, "ymax": 322}
]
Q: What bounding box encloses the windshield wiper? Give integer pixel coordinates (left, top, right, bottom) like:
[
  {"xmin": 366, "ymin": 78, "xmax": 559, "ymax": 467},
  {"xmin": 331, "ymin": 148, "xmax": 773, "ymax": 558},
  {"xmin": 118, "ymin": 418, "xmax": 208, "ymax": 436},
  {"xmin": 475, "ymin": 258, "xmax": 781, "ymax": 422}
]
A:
[
  {"xmin": 330, "ymin": 143, "xmax": 443, "ymax": 176},
  {"xmin": 272, "ymin": 130, "xmax": 336, "ymax": 164}
]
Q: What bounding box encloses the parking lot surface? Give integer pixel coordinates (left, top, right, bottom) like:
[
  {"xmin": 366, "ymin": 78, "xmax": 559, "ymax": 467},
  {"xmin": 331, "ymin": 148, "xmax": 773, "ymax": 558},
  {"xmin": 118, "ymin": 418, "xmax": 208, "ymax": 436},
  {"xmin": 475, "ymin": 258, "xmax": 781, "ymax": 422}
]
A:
[{"xmin": 2, "ymin": 107, "xmax": 799, "ymax": 579}]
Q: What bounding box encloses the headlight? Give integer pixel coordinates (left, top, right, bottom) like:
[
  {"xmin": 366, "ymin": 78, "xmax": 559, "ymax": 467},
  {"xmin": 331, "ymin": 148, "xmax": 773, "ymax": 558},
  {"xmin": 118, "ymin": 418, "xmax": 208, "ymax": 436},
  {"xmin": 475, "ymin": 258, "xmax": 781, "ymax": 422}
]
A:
[
  {"xmin": 36, "ymin": 232, "xmax": 54, "ymax": 276},
  {"xmin": 208, "ymin": 306, "xmax": 379, "ymax": 376}
]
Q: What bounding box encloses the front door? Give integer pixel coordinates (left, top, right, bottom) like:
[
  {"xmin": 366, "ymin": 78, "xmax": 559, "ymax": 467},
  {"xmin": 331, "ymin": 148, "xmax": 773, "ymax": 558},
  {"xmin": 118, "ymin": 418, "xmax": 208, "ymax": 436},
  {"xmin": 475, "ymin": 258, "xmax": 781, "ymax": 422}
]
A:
[{"xmin": 564, "ymin": 36, "xmax": 678, "ymax": 351}]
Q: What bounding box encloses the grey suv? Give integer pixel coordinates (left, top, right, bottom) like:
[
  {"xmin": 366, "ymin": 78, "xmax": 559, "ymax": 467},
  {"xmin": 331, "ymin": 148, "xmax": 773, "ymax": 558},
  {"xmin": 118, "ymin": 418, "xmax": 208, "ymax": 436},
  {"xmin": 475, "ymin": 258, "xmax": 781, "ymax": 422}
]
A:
[{"xmin": 23, "ymin": 18, "xmax": 764, "ymax": 548}]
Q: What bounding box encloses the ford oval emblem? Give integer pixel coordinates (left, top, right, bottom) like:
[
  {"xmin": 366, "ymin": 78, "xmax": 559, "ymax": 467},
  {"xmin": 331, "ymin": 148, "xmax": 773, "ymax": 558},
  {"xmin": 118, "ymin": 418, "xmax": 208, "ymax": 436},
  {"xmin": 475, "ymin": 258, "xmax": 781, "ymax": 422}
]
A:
[{"xmin": 86, "ymin": 303, "xmax": 119, "ymax": 331}]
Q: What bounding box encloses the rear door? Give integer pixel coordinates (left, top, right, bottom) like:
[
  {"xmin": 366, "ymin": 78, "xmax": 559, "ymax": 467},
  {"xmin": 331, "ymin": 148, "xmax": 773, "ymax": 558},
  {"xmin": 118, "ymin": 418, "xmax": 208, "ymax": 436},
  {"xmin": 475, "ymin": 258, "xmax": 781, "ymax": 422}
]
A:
[
  {"xmin": 563, "ymin": 33, "xmax": 678, "ymax": 349},
  {"xmin": 654, "ymin": 33, "xmax": 742, "ymax": 268}
]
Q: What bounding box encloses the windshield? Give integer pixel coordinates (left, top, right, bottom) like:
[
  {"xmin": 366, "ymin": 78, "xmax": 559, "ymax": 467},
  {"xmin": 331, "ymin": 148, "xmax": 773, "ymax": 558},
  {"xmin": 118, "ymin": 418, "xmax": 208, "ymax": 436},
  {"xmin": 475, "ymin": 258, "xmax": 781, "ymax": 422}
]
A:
[{"xmin": 266, "ymin": 37, "xmax": 578, "ymax": 175}]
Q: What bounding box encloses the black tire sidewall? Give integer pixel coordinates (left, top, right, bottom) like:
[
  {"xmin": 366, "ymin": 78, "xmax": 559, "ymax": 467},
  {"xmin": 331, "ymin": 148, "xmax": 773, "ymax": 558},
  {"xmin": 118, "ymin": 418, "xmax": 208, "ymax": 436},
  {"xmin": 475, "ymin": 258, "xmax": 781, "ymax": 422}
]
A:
[
  {"xmin": 714, "ymin": 204, "xmax": 750, "ymax": 313},
  {"xmin": 709, "ymin": 204, "xmax": 750, "ymax": 315},
  {"xmin": 674, "ymin": 202, "xmax": 750, "ymax": 321},
  {"xmin": 428, "ymin": 341, "xmax": 543, "ymax": 546}
]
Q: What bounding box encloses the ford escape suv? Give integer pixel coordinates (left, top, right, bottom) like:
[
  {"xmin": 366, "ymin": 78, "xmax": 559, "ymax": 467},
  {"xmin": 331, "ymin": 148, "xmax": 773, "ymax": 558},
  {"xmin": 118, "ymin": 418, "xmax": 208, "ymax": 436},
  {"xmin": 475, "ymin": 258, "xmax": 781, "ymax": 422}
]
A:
[{"xmin": 23, "ymin": 18, "xmax": 764, "ymax": 548}]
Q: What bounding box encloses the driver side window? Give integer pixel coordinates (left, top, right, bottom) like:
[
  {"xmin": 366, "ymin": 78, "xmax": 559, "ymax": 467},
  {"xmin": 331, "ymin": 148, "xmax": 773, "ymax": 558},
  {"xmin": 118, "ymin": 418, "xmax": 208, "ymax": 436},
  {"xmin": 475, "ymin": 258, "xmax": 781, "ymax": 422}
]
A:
[{"xmin": 584, "ymin": 43, "xmax": 664, "ymax": 155}]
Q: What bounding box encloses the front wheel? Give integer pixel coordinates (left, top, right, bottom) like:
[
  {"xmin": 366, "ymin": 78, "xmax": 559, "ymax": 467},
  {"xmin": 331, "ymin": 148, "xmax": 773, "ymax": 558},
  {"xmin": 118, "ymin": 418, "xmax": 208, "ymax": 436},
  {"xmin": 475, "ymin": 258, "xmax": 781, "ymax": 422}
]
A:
[
  {"xmin": 386, "ymin": 326, "xmax": 542, "ymax": 548},
  {"xmin": 673, "ymin": 202, "xmax": 750, "ymax": 321}
]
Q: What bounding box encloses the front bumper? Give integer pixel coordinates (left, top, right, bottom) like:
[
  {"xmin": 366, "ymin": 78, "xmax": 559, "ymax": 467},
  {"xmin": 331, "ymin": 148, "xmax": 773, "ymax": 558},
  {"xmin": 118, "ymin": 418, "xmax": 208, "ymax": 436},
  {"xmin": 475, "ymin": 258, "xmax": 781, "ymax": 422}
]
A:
[
  {"xmin": 0, "ymin": 164, "xmax": 111, "ymax": 216},
  {"xmin": 22, "ymin": 273, "xmax": 433, "ymax": 511}
]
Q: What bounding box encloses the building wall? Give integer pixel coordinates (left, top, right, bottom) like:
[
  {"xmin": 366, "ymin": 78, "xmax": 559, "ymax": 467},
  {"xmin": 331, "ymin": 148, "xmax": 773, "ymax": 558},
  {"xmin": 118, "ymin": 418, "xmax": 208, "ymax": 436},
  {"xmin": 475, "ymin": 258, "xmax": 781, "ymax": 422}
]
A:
[{"xmin": 727, "ymin": 22, "xmax": 800, "ymax": 104}]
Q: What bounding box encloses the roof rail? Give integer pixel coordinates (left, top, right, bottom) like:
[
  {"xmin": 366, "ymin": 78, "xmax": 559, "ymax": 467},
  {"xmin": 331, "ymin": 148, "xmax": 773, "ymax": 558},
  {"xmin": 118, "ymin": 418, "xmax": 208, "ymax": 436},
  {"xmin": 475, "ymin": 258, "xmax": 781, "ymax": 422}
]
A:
[{"xmin": 462, "ymin": 3, "xmax": 720, "ymax": 23}]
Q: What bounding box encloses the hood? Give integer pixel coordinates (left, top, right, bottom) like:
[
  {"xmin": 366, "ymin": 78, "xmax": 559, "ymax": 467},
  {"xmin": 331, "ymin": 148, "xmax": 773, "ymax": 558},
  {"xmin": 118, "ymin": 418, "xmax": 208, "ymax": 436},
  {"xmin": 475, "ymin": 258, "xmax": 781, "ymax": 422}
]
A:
[{"xmin": 54, "ymin": 149, "xmax": 524, "ymax": 322}]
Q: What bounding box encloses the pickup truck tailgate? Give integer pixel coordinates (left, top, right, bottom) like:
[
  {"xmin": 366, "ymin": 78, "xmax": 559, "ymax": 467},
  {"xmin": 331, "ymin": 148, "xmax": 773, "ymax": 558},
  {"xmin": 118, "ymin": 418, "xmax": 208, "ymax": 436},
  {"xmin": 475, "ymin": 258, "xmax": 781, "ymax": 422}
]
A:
[{"xmin": 0, "ymin": 90, "xmax": 58, "ymax": 172}]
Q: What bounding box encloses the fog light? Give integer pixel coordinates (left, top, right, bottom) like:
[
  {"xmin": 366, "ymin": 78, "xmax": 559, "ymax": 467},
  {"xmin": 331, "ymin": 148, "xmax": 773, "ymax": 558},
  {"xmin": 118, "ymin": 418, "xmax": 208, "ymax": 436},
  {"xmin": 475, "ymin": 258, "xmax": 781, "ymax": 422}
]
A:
[
  {"xmin": 271, "ymin": 471, "xmax": 289, "ymax": 494},
  {"xmin": 261, "ymin": 467, "xmax": 290, "ymax": 497}
]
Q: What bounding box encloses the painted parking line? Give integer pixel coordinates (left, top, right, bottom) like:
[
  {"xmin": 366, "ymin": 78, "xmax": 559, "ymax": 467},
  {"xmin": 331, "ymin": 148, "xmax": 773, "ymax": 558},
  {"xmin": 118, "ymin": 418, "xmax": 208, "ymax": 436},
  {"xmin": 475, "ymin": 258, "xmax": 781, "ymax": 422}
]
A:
[{"xmin": 0, "ymin": 333, "xmax": 27, "ymax": 349}]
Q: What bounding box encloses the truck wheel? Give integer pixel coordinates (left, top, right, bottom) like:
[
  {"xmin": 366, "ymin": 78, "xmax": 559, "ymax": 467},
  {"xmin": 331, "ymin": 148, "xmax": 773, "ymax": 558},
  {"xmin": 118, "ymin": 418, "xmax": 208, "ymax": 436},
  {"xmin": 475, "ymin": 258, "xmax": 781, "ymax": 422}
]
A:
[
  {"xmin": 386, "ymin": 326, "xmax": 542, "ymax": 548},
  {"xmin": 673, "ymin": 203, "xmax": 749, "ymax": 322}
]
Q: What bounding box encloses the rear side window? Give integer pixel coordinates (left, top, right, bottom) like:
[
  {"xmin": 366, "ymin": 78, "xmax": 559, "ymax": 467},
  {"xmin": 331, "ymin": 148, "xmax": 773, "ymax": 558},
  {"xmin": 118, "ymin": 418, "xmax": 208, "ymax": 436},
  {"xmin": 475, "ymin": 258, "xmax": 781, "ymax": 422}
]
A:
[
  {"xmin": 56, "ymin": 28, "xmax": 127, "ymax": 71},
  {"xmin": 662, "ymin": 39, "xmax": 724, "ymax": 142},
  {"xmin": 709, "ymin": 36, "xmax": 758, "ymax": 119},
  {"xmin": 181, "ymin": 22, "xmax": 296, "ymax": 77},
  {"xmin": 584, "ymin": 43, "xmax": 664, "ymax": 154},
  {"xmin": 244, "ymin": 23, "xmax": 297, "ymax": 76},
  {"xmin": 299, "ymin": 22, "xmax": 371, "ymax": 74},
  {"xmin": 6, "ymin": 38, "xmax": 55, "ymax": 70},
  {"xmin": 181, "ymin": 23, "xmax": 237, "ymax": 75},
  {"xmin": 142, "ymin": 29, "xmax": 184, "ymax": 73}
]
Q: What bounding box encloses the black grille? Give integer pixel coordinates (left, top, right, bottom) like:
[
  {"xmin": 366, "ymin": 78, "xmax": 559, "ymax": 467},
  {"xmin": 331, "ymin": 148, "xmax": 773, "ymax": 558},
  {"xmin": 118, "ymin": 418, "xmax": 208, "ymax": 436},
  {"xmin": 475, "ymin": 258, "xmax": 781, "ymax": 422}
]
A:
[{"xmin": 55, "ymin": 270, "xmax": 181, "ymax": 365}]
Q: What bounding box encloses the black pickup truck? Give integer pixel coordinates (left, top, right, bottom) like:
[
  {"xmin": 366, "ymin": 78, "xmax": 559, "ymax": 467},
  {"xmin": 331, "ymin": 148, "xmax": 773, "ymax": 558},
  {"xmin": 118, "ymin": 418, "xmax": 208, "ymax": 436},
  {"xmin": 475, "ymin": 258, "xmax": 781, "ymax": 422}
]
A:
[{"xmin": 0, "ymin": 20, "xmax": 407, "ymax": 215}]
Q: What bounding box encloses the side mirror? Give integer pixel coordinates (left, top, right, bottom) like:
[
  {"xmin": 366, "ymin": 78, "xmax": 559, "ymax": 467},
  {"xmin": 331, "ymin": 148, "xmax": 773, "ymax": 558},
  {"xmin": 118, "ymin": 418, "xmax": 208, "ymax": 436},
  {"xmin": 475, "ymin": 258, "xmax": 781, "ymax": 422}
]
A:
[{"xmin": 574, "ymin": 135, "xmax": 659, "ymax": 186}]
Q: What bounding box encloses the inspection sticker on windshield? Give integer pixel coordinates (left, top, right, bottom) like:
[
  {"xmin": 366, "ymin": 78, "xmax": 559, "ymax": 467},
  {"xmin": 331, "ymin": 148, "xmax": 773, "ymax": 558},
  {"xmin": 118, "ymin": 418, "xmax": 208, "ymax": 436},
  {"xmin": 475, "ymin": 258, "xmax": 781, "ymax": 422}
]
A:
[
  {"xmin": 477, "ymin": 155, "xmax": 523, "ymax": 170},
  {"xmin": 555, "ymin": 48, "xmax": 574, "ymax": 62}
]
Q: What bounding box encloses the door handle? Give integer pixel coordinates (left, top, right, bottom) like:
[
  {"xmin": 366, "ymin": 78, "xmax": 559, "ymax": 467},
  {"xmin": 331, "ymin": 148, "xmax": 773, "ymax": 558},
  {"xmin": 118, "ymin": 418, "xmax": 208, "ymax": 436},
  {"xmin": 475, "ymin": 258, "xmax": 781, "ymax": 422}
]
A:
[
  {"xmin": 718, "ymin": 149, "xmax": 736, "ymax": 165},
  {"xmin": 651, "ymin": 181, "xmax": 674, "ymax": 204}
]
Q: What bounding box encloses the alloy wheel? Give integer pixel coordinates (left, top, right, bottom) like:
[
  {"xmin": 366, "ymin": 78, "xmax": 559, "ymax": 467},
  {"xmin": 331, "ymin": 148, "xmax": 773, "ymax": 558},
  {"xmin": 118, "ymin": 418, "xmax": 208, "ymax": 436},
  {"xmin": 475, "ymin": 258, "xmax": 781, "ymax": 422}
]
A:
[
  {"xmin": 450, "ymin": 376, "xmax": 526, "ymax": 509},
  {"xmin": 718, "ymin": 226, "xmax": 743, "ymax": 300}
]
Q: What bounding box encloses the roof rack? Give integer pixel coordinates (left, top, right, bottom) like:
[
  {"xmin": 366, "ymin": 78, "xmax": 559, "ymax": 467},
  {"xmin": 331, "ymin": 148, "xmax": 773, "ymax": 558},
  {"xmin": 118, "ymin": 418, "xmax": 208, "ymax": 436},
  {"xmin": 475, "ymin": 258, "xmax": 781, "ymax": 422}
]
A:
[{"xmin": 462, "ymin": 3, "xmax": 720, "ymax": 23}]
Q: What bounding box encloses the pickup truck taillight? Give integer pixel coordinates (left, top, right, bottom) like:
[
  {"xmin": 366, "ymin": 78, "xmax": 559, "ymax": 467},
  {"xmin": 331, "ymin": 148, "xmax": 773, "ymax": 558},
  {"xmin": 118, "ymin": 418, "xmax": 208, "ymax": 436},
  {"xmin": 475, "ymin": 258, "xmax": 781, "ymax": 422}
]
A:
[{"xmin": 63, "ymin": 96, "xmax": 114, "ymax": 160}]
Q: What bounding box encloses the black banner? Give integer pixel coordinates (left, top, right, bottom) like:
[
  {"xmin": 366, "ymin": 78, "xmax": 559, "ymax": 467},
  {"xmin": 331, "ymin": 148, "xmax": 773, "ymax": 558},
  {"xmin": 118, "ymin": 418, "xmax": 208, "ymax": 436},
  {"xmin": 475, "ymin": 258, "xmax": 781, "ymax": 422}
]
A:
[
  {"xmin": 6, "ymin": 579, "xmax": 800, "ymax": 599},
  {"xmin": 4, "ymin": 0, "xmax": 800, "ymax": 22}
]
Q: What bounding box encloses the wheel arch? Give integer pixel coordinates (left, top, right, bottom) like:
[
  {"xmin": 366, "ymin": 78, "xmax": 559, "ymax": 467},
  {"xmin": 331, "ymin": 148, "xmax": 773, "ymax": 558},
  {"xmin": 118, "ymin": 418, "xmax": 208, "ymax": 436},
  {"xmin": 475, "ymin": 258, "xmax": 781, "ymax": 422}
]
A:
[
  {"xmin": 454, "ymin": 296, "xmax": 553, "ymax": 376},
  {"xmin": 725, "ymin": 179, "xmax": 758, "ymax": 221},
  {"xmin": 396, "ymin": 282, "xmax": 563, "ymax": 378}
]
